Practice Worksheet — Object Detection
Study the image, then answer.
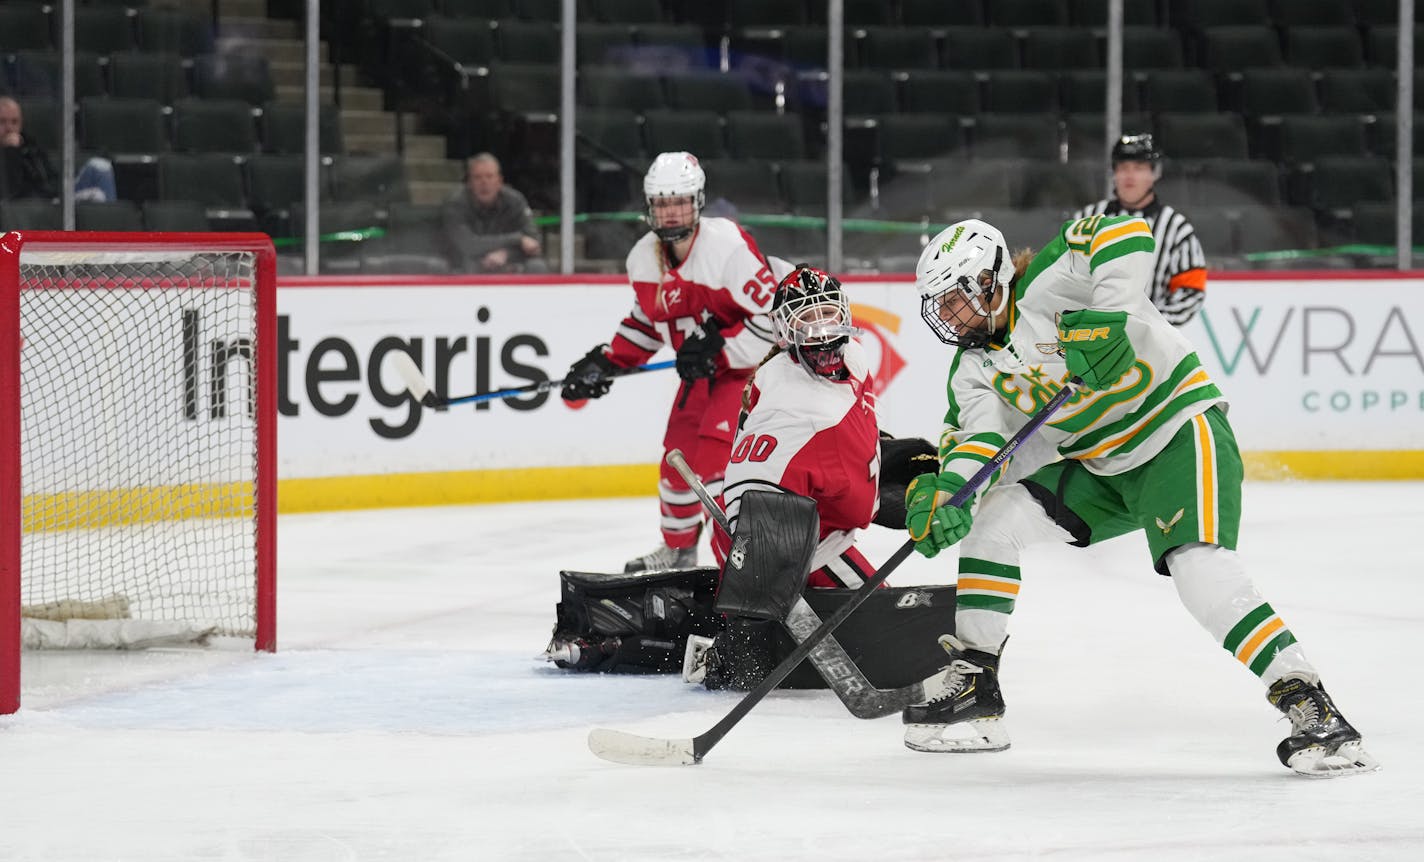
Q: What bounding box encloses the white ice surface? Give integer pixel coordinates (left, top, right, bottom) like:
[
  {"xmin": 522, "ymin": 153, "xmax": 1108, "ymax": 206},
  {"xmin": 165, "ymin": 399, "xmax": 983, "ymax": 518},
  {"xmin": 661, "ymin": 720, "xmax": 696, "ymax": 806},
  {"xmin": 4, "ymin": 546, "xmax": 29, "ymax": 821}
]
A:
[{"xmin": 3, "ymin": 482, "xmax": 1422, "ymax": 861}]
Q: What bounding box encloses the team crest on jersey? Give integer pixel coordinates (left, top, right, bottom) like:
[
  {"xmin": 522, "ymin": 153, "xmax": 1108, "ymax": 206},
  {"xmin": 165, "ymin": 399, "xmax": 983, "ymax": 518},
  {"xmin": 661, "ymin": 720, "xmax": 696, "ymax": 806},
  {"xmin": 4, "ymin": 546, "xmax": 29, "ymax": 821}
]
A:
[
  {"xmin": 1155, "ymin": 508, "xmax": 1185, "ymax": 536},
  {"xmin": 895, "ymin": 590, "xmax": 934, "ymax": 609}
]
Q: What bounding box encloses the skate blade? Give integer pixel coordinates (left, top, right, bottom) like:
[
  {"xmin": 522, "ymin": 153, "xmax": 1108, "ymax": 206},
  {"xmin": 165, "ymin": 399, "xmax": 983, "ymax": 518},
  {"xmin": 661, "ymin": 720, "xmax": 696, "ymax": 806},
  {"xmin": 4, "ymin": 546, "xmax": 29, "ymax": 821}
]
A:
[
  {"xmin": 1286, "ymin": 741, "xmax": 1381, "ymax": 778},
  {"xmin": 904, "ymin": 717, "xmax": 1010, "ymax": 753}
]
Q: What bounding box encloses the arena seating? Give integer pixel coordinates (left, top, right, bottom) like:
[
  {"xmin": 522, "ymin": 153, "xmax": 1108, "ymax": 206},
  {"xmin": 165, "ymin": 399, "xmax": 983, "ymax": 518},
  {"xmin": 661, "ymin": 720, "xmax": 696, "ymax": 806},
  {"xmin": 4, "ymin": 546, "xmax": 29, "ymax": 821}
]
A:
[{"xmin": 2, "ymin": 0, "xmax": 1416, "ymax": 271}]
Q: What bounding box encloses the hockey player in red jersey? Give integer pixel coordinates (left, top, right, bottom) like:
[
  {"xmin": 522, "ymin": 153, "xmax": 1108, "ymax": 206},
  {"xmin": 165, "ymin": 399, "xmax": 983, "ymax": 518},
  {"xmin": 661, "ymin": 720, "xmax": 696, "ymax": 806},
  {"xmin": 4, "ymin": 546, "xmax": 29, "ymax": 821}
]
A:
[
  {"xmin": 561, "ymin": 151, "xmax": 791, "ymax": 573},
  {"xmin": 711, "ymin": 265, "xmax": 882, "ymax": 590}
]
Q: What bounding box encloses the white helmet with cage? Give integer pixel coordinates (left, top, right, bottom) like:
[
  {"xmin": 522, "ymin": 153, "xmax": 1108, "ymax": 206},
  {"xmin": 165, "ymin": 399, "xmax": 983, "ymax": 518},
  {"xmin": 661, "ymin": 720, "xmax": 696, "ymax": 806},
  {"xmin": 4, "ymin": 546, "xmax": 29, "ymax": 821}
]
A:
[
  {"xmin": 772, "ymin": 265, "xmax": 860, "ymax": 379},
  {"xmin": 643, "ymin": 151, "xmax": 706, "ymax": 241},
  {"xmin": 914, "ymin": 219, "xmax": 1013, "ymax": 349}
]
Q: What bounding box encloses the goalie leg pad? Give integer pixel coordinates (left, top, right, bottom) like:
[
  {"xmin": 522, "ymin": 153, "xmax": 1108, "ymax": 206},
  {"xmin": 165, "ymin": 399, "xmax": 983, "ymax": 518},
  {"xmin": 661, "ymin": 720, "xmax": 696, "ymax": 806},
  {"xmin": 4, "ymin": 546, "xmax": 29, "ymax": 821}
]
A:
[
  {"xmin": 716, "ymin": 490, "xmax": 818, "ymax": 621},
  {"xmin": 700, "ymin": 617, "xmax": 779, "ymax": 691},
  {"xmin": 546, "ymin": 568, "xmax": 721, "ymax": 674}
]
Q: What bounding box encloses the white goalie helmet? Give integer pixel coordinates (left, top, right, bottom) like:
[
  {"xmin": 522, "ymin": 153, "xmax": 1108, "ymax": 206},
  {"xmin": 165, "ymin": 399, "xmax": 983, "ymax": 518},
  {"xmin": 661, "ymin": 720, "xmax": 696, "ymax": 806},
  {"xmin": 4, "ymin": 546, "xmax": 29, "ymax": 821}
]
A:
[
  {"xmin": 643, "ymin": 151, "xmax": 706, "ymax": 241},
  {"xmin": 914, "ymin": 219, "xmax": 1013, "ymax": 348}
]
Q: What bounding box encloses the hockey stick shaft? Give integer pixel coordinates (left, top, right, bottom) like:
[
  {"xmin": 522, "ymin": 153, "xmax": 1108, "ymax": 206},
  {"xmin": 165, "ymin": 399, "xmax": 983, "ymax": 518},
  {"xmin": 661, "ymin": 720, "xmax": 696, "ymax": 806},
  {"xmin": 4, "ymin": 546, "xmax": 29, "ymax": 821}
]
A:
[
  {"xmin": 590, "ymin": 377, "xmax": 1080, "ymax": 765},
  {"xmin": 665, "ymin": 449, "xmax": 732, "ymax": 534},
  {"xmin": 388, "ymin": 352, "xmax": 676, "ymax": 409},
  {"xmin": 665, "ymin": 448, "xmax": 942, "ymax": 719}
]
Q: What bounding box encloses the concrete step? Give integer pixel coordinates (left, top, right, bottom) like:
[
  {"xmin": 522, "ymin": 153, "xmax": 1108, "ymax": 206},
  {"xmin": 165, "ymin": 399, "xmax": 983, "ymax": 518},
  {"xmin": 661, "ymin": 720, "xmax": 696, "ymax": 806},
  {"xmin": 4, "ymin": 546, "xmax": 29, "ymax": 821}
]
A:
[
  {"xmin": 345, "ymin": 133, "xmax": 446, "ymax": 160},
  {"xmin": 219, "ymin": 37, "xmax": 329, "ymax": 65},
  {"xmin": 409, "ymin": 180, "xmax": 456, "ymax": 206},
  {"xmin": 403, "ymin": 157, "xmax": 464, "ymax": 182},
  {"xmin": 276, "ymin": 84, "xmax": 384, "ymax": 112},
  {"xmin": 269, "ymin": 61, "xmax": 334, "ymax": 88},
  {"xmin": 217, "ymin": 16, "xmax": 300, "ymax": 40},
  {"xmin": 338, "ymin": 110, "xmax": 421, "ymax": 137}
]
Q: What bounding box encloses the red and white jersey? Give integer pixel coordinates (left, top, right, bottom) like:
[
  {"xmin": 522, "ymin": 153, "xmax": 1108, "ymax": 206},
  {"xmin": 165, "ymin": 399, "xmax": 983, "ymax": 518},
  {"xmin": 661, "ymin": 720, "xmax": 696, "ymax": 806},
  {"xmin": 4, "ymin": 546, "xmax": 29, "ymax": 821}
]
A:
[
  {"xmin": 608, "ymin": 217, "xmax": 791, "ymax": 371},
  {"xmin": 714, "ymin": 340, "xmax": 881, "ymax": 571}
]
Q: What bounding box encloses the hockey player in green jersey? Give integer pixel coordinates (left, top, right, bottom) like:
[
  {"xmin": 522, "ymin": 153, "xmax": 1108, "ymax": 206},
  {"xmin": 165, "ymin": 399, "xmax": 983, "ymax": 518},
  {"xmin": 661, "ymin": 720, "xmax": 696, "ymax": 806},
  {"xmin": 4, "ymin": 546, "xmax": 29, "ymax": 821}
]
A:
[{"xmin": 901, "ymin": 216, "xmax": 1378, "ymax": 778}]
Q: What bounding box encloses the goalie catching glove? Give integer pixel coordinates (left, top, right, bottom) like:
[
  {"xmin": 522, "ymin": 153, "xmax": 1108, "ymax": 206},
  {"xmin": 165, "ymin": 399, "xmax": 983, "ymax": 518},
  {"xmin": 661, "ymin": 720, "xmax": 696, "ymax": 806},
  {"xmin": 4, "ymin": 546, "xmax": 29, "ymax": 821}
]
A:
[
  {"xmin": 905, "ymin": 472, "xmax": 973, "ymax": 559},
  {"xmin": 561, "ymin": 344, "xmax": 616, "ymax": 401},
  {"xmin": 874, "ymin": 433, "xmax": 940, "ymax": 529},
  {"xmin": 1057, "ymin": 309, "xmax": 1136, "ymax": 391},
  {"xmin": 675, "ymin": 322, "xmax": 724, "ymax": 381}
]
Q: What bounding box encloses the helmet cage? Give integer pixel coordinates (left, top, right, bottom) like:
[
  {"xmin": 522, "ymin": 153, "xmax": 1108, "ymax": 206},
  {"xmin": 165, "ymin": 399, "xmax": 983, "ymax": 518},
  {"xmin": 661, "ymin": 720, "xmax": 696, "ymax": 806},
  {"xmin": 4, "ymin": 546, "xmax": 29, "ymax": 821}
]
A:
[
  {"xmin": 919, "ymin": 245, "xmax": 1007, "ymax": 348},
  {"xmin": 643, "ymin": 152, "xmax": 706, "ymax": 241},
  {"xmin": 644, "ymin": 190, "xmax": 705, "ymax": 241},
  {"xmin": 772, "ymin": 267, "xmax": 859, "ymax": 378}
]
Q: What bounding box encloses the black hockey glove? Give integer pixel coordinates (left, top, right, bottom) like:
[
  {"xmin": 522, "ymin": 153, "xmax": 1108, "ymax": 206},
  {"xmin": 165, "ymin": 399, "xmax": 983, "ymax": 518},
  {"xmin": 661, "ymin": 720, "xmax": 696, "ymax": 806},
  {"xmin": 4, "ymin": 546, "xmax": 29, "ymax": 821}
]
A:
[
  {"xmin": 676, "ymin": 323, "xmax": 724, "ymax": 381},
  {"xmin": 561, "ymin": 345, "xmax": 616, "ymax": 402}
]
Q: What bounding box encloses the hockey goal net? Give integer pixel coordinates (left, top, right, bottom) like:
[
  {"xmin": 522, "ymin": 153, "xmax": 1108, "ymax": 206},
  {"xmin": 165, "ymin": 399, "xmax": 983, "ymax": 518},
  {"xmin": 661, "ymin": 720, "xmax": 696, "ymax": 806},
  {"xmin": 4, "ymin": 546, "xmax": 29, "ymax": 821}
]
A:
[{"xmin": 0, "ymin": 232, "xmax": 277, "ymax": 714}]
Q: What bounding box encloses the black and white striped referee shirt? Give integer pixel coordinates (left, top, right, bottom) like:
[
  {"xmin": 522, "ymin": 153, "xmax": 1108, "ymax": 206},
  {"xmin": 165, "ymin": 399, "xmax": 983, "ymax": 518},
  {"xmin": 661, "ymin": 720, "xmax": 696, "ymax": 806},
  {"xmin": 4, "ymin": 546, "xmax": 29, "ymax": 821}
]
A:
[{"xmin": 1069, "ymin": 197, "xmax": 1208, "ymax": 326}]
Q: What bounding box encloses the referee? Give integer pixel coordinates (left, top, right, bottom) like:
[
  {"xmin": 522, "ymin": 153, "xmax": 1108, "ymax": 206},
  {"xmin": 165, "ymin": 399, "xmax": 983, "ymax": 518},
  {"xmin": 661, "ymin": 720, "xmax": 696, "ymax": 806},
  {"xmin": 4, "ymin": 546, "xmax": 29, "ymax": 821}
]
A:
[{"xmin": 1070, "ymin": 134, "xmax": 1207, "ymax": 326}]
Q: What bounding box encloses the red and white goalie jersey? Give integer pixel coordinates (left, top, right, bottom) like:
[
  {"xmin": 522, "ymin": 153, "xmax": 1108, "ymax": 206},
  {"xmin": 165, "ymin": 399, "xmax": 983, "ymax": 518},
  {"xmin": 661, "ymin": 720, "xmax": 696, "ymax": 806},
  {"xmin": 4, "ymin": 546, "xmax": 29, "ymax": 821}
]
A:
[
  {"xmin": 713, "ymin": 340, "xmax": 882, "ymax": 587},
  {"xmin": 607, "ymin": 216, "xmax": 786, "ymax": 370}
]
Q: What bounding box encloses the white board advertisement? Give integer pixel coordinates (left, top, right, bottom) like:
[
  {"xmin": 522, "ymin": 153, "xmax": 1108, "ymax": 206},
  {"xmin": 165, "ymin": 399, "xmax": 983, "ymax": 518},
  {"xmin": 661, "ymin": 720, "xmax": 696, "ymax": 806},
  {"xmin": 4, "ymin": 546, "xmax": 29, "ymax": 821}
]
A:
[{"xmin": 275, "ymin": 273, "xmax": 1424, "ymax": 482}]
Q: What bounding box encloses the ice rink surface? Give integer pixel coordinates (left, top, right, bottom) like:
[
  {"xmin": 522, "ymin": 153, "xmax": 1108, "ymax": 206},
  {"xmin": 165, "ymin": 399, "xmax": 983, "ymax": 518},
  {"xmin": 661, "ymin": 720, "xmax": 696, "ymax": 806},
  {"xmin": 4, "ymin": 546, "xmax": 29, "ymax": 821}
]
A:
[{"xmin": 3, "ymin": 481, "xmax": 1422, "ymax": 861}]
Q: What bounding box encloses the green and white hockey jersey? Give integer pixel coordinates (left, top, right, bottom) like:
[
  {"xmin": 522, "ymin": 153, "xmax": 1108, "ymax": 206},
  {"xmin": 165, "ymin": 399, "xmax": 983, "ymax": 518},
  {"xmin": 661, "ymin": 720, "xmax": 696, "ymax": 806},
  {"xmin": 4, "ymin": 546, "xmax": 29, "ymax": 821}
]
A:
[{"xmin": 938, "ymin": 214, "xmax": 1225, "ymax": 494}]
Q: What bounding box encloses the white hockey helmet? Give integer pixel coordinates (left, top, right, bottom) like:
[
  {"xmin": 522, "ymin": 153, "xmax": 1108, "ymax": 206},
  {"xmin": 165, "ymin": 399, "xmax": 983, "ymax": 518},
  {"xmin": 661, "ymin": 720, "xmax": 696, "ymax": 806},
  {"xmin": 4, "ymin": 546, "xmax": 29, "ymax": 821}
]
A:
[
  {"xmin": 772, "ymin": 265, "xmax": 859, "ymax": 379},
  {"xmin": 643, "ymin": 151, "xmax": 706, "ymax": 241},
  {"xmin": 915, "ymin": 219, "xmax": 1013, "ymax": 348}
]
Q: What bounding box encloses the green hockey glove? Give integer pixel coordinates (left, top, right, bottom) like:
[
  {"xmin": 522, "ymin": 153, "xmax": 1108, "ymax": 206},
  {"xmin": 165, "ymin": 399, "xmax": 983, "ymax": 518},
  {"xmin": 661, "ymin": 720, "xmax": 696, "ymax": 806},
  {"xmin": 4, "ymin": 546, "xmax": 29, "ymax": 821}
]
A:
[
  {"xmin": 1057, "ymin": 309, "xmax": 1136, "ymax": 390},
  {"xmin": 904, "ymin": 472, "xmax": 974, "ymax": 559}
]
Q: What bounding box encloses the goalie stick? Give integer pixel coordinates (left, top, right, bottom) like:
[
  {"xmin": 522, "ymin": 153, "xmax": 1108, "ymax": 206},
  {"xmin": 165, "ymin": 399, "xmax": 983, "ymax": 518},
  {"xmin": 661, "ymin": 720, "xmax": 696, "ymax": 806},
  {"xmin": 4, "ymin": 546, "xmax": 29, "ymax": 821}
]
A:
[
  {"xmin": 664, "ymin": 449, "xmax": 950, "ymax": 719},
  {"xmin": 387, "ymin": 352, "xmax": 676, "ymax": 410},
  {"xmin": 588, "ymin": 377, "xmax": 1082, "ymax": 766}
]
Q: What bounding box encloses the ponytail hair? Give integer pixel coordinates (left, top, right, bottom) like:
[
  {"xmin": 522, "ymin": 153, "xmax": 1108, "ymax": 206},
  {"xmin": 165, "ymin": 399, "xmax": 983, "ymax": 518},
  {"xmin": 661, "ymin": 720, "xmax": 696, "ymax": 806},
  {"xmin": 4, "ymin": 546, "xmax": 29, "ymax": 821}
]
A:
[
  {"xmin": 740, "ymin": 345, "xmax": 783, "ymax": 415},
  {"xmin": 1010, "ymin": 247, "xmax": 1035, "ymax": 285}
]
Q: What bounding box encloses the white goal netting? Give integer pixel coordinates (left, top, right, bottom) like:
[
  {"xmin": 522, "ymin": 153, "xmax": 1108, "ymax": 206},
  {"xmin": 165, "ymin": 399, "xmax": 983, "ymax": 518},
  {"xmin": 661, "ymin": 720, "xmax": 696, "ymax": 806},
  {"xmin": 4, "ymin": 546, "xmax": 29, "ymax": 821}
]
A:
[{"xmin": 17, "ymin": 248, "xmax": 265, "ymax": 645}]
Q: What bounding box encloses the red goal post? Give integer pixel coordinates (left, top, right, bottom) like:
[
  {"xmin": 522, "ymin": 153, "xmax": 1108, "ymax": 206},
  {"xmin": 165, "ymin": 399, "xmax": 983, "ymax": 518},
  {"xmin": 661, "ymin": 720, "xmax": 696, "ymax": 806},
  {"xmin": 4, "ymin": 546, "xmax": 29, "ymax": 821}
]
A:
[{"xmin": 1, "ymin": 232, "xmax": 277, "ymax": 714}]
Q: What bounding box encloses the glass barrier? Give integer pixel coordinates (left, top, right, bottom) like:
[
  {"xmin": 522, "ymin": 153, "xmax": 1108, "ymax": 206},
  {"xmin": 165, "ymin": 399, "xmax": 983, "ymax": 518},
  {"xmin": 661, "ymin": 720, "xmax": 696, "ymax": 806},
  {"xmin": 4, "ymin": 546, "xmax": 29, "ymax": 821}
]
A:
[{"xmin": 0, "ymin": 1, "xmax": 1414, "ymax": 274}]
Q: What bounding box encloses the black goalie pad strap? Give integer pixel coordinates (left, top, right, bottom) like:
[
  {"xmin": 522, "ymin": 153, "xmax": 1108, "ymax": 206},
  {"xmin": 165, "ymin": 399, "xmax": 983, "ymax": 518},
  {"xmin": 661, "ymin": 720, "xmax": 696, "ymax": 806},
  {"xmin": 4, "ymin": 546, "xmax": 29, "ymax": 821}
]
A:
[{"xmin": 715, "ymin": 490, "xmax": 818, "ymax": 621}]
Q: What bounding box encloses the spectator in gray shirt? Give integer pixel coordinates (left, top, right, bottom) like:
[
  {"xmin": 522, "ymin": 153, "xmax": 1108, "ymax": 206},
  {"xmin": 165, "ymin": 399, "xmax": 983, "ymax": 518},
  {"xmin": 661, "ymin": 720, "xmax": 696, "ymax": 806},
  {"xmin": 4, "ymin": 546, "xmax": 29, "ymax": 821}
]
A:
[{"xmin": 441, "ymin": 153, "xmax": 547, "ymax": 273}]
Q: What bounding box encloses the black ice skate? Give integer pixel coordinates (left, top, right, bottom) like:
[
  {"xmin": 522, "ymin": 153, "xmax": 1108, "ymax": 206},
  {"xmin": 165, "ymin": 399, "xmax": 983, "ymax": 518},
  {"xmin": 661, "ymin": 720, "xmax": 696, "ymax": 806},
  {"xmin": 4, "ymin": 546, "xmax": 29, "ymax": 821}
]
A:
[
  {"xmin": 1266, "ymin": 675, "xmax": 1380, "ymax": 778},
  {"xmin": 624, "ymin": 543, "xmax": 698, "ymax": 573},
  {"xmin": 902, "ymin": 635, "xmax": 1009, "ymax": 753}
]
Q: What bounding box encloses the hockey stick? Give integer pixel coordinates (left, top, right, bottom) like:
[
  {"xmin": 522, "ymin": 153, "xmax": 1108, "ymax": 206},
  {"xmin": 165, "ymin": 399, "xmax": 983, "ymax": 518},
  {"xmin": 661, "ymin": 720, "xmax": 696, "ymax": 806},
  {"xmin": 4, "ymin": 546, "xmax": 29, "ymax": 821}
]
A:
[
  {"xmin": 387, "ymin": 352, "xmax": 676, "ymax": 410},
  {"xmin": 588, "ymin": 378, "xmax": 1082, "ymax": 766},
  {"xmin": 663, "ymin": 449, "xmax": 950, "ymax": 719}
]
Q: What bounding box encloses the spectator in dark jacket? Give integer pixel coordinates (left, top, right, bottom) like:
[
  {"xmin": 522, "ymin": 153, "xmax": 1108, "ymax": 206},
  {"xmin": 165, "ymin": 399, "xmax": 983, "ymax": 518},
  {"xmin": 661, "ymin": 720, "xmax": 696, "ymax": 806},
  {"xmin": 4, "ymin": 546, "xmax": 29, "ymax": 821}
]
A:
[
  {"xmin": 440, "ymin": 153, "xmax": 547, "ymax": 273},
  {"xmin": 1, "ymin": 96, "xmax": 117, "ymax": 203}
]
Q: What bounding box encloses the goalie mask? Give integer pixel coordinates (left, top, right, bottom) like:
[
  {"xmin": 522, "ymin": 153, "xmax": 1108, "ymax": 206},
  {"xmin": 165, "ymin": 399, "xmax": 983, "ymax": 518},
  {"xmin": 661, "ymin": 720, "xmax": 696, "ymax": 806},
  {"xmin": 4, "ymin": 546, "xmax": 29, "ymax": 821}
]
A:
[
  {"xmin": 643, "ymin": 151, "xmax": 706, "ymax": 242},
  {"xmin": 915, "ymin": 219, "xmax": 1013, "ymax": 349},
  {"xmin": 772, "ymin": 265, "xmax": 859, "ymax": 379}
]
